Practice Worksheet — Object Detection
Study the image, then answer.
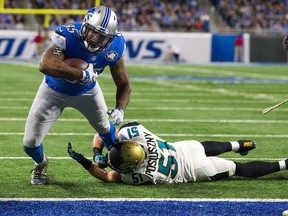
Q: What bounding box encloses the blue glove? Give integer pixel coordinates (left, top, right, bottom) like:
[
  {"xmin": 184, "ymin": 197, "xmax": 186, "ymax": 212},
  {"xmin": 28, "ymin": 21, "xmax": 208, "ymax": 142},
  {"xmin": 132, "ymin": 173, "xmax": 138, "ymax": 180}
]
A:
[
  {"xmin": 68, "ymin": 142, "xmax": 84, "ymax": 162},
  {"xmin": 94, "ymin": 154, "xmax": 108, "ymax": 168},
  {"xmin": 93, "ymin": 146, "xmax": 108, "ymax": 168}
]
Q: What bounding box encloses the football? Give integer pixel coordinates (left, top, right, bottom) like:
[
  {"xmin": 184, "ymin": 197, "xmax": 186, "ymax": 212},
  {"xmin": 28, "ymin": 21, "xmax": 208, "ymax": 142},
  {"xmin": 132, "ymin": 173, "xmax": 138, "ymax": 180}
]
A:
[{"xmin": 64, "ymin": 58, "xmax": 88, "ymax": 70}]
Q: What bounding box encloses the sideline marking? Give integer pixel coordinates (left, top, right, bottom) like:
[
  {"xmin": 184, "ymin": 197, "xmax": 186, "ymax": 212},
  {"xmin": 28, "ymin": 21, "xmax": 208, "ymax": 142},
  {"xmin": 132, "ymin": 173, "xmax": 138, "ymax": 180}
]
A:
[{"xmin": 0, "ymin": 198, "xmax": 288, "ymax": 202}]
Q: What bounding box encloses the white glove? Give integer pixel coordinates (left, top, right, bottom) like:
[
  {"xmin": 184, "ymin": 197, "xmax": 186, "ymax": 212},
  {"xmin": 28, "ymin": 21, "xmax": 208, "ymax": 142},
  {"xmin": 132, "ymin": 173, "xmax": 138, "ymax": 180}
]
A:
[
  {"xmin": 107, "ymin": 108, "xmax": 124, "ymax": 126},
  {"xmin": 80, "ymin": 63, "xmax": 97, "ymax": 84}
]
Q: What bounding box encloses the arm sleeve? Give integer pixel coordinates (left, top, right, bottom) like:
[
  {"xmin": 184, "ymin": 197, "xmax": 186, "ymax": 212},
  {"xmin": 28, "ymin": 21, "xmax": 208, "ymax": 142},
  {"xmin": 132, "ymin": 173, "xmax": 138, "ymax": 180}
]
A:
[{"xmin": 51, "ymin": 32, "xmax": 66, "ymax": 50}]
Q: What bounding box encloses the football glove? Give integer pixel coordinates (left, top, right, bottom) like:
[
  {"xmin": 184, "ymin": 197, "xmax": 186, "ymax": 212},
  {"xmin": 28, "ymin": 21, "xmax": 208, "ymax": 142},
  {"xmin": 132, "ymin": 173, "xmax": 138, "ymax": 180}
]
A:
[
  {"xmin": 67, "ymin": 142, "xmax": 84, "ymax": 162},
  {"xmin": 94, "ymin": 154, "xmax": 108, "ymax": 168},
  {"xmin": 80, "ymin": 63, "xmax": 97, "ymax": 84},
  {"xmin": 107, "ymin": 107, "xmax": 124, "ymax": 126},
  {"xmin": 93, "ymin": 147, "xmax": 108, "ymax": 168}
]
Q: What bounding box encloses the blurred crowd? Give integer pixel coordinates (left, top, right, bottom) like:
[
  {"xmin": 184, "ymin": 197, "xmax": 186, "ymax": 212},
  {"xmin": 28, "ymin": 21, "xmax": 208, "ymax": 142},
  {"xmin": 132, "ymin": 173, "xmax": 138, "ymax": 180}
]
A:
[
  {"xmin": 1, "ymin": 0, "xmax": 288, "ymax": 33},
  {"xmin": 211, "ymin": 0, "xmax": 288, "ymax": 32},
  {"xmin": 0, "ymin": 0, "xmax": 25, "ymax": 30},
  {"xmin": 0, "ymin": 0, "xmax": 210, "ymax": 32}
]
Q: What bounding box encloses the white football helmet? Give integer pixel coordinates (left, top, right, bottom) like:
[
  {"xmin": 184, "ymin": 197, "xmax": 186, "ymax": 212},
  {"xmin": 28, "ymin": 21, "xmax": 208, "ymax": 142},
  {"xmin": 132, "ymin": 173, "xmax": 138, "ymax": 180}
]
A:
[{"xmin": 79, "ymin": 6, "xmax": 118, "ymax": 53}]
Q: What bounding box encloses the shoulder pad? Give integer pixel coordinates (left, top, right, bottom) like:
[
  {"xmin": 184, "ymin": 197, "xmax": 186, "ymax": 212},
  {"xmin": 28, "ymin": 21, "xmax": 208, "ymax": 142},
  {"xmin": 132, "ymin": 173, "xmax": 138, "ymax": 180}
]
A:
[{"xmin": 119, "ymin": 122, "xmax": 140, "ymax": 130}]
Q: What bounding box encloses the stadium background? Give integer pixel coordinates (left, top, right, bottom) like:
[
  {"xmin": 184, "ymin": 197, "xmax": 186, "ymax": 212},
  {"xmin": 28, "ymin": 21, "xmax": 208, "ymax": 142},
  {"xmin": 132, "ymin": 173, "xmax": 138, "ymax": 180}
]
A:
[
  {"xmin": 0, "ymin": 0, "xmax": 288, "ymax": 215},
  {"xmin": 0, "ymin": 0, "xmax": 287, "ymax": 63}
]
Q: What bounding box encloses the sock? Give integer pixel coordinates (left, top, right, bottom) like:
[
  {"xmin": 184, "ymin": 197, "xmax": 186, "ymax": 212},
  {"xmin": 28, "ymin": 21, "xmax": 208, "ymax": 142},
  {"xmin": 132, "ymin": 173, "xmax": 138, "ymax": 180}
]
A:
[
  {"xmin": 98, "ymin": 121, "xmax": 116, "ymax": 148},
  {"xmin": 278, "ymin": 159, "xmax": 287, "ymax": 171},
  {"xmin": 24, "ymin": 144, "xmax": 44, "ymax": 164},
  {"xmin": 235, "ymin": 161, "xmax": 280, "ymax": 178},
  {"xmin": 201, "ymin": 141, "xmax": 232, "ymax": 156},
  {"xmin": 230, "ymin": 141, "xmax": 240, "ymax": 152}
]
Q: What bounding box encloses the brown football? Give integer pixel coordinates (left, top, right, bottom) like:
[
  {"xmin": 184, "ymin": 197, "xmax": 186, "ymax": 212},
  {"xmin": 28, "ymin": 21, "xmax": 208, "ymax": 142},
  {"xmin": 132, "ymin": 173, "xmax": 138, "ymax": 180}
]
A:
[{"xmin": 64, "ymin": 58, "xmax": 88, "ymax": 70}]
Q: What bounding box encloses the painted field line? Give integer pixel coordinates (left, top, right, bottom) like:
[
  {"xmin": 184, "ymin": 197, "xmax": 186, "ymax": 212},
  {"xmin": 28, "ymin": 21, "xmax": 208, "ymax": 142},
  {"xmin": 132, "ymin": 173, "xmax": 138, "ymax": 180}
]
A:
[
  {"xmin": 1, "ymin": 132, "xmax": 288, "ymax": 138},
  {"xmin": 0, "ymin": 157, "xmax": 284, "ymax": 161},
  {"xmin": 0, "ymin": 106, "xmax": 266, "ymax": 112},
  {"xmin": 0, "ymin": 98, "xmax": 273, "ymax": 104},
  {"xmin": 0, "ymin": 197, "xmax": 288, "ymax": 202},
  {"xmin": 1, "ymin": 118, "xmax": 288, "ymax": 124}
]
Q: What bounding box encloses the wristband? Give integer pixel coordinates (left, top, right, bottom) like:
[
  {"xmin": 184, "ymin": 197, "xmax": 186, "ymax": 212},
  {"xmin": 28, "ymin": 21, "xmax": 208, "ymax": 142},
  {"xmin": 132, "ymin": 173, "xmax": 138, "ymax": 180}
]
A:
[
  {"xmin": 93, "ymin": 147, "xmax": 102, "ymax": 155},
  {"xmin": 116, "ymin": 107, "xmax": 124, "ymax": 113},
  {"xmin": 79, "ymin": 157, "xmax": 92, "ymax": 170},
  {"xmin": 81, "ymin": 70, "xmax": 87, "ymax": 80}
]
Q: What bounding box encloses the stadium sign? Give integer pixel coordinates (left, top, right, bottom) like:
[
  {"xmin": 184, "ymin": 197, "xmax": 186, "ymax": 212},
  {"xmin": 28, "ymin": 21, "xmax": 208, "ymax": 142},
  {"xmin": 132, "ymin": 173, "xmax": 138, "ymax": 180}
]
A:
[
  {"xmin": 0, "ymin": 31, "xmax": 36, "ymax": 60},
  {"xmin": 0, "ymin": 30, "xmax": 212, "ymax": 63}
]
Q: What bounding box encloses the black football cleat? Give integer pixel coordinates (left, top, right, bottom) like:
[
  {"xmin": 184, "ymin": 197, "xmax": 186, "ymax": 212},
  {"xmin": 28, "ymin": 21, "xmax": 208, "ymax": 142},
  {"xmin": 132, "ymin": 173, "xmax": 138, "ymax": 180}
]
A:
[{"xmin": 236, "ymin": 140, "xmax": 256, "ymax": 156}]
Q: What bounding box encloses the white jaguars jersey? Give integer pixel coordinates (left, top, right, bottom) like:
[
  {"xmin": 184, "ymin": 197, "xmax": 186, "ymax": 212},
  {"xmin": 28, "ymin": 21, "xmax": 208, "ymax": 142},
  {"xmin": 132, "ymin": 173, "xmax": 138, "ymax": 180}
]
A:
[{"xmin": 117, "ymin": 122, "xmax": 200, "ymax": 185}]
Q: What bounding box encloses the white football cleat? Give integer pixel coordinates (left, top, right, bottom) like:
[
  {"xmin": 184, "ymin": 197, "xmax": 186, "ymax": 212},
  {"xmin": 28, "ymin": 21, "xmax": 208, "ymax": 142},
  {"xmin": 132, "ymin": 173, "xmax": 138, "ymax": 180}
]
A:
[{"xmin": 30, "ymin": 156, "xmax": 48, "ymax": 185}]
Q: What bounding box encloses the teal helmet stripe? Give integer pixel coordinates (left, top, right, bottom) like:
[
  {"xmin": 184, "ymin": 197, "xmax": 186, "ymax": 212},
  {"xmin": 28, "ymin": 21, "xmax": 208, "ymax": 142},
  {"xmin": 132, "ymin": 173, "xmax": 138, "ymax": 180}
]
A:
[{"xmin": 101, "ymin": 7, "xmax": 111, "ymax": 29}]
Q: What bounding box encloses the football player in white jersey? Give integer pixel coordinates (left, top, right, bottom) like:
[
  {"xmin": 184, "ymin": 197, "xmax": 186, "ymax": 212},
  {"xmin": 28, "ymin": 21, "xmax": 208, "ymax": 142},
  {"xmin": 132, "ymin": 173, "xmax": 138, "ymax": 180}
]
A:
[
  {"xmin": 68, "ymin": 122, "xmax": 288, "ymax": 185},
  {"xmin": 23, "ymin": 6, "xmax": 131, "ymax": 185}
]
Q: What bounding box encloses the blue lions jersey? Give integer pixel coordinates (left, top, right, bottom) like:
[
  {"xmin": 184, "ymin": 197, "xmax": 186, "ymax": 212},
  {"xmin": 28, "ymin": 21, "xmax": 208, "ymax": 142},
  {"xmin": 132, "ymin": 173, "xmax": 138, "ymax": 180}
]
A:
[{"xmin": 45, "ymin": 22, "xmax": 126, "ymax": 96}]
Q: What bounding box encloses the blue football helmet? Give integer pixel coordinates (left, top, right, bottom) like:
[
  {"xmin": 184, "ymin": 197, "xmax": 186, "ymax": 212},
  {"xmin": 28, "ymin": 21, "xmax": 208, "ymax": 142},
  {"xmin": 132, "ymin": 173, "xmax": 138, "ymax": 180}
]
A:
[{"xmin": 79, "ymin": 6, "xmax": 118, "ymax": 53}]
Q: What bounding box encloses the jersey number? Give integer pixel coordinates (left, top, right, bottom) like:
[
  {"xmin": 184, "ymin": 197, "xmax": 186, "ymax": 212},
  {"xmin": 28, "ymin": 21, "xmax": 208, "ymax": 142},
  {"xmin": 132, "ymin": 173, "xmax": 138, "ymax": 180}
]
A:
[
  {"xmin": 126, "ymin": 127, "xmax": 178, "ymax": 179},
  {"xmin": 127, "ymin": 126, "xmax": 139, "ymax": 138},
  {"xmin": 131, "ymin": 173, "xmax": 144, "ymax": 183},
  {"xmin": 157, "ymin": 140, "xmax": 178, "ymax": 179}
]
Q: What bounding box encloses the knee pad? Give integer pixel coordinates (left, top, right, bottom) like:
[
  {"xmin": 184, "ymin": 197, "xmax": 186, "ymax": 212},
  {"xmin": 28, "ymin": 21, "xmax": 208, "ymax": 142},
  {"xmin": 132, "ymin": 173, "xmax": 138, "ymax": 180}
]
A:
[
  {"xmin": 23, "ymin": 135, "xmax": 39, "ymax": 148},
  {"xmin": 94, "ymin": 119, "xmax": 110, "ymax": 134}
]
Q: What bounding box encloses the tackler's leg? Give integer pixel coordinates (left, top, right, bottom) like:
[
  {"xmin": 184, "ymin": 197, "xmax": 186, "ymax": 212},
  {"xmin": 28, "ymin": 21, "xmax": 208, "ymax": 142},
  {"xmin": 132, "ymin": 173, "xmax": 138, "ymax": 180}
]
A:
[{"xmin": 235, "ymin": 159, "xmax": 288, "ymax": 178}]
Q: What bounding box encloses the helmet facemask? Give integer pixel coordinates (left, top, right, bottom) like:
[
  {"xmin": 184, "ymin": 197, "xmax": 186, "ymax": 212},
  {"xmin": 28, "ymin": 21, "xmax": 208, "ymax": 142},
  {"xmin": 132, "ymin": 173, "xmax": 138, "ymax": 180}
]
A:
[
  {"xmin": 79, "ymin": 6, "xmax": 118, "ymax": 53},
  {"xmin": 108, "ymin": 141, "xmax": 145, "ymax": 174}
]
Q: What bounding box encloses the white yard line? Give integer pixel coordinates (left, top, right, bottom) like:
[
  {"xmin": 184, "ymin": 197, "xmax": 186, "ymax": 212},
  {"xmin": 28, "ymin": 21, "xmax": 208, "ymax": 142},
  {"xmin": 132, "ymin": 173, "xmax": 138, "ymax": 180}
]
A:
[
  {"xmin": 1, "ymin": 117, "xmax": 288, "ymax": 124},
  {"xmin": 0, "ymin": 156, "xmax": 284, "ymax": 161},
  {"xmin": 0, "ymin": 106, "xmax": 272, "ymax": 111},
  {"xmin": 0, "ymin": 132, "xmax": 288, "ymax": 138}
]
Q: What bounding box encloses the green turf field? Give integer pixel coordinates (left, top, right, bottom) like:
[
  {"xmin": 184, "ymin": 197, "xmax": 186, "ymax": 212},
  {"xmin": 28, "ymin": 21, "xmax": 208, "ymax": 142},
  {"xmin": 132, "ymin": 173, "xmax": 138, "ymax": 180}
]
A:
[{"xmin": 0, "ymin": 62, "xmax": 287, "ymax": 199}]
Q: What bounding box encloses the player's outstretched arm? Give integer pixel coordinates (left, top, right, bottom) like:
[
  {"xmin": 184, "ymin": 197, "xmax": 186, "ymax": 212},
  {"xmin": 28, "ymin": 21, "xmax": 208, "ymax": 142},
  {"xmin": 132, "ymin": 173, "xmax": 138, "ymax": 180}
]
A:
[
  {"xmin": 88, "ymin": 163, "xmax": 122, "ymax": 183},
  {"xmin": 68, "ymin": 142, "xmax": 122, "ymax": 183},
  {"xmin": 39, "ymin": 44, "xmax": 83, "ymax": 81}
]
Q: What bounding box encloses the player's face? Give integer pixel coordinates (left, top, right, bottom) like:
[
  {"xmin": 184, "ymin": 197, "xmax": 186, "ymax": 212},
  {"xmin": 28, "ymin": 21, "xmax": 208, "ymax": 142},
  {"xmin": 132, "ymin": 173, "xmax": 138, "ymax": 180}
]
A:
[{"xmin": 86, "ymin": 29, "xmax": 106, "ymax": 49}]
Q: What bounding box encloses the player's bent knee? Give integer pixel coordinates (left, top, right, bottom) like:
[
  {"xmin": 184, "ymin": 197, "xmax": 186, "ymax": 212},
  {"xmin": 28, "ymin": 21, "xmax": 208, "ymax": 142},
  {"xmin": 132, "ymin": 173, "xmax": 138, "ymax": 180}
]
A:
[
  {"xmin": 23, "ymin": 136, "xmax": 39, "ymax": 148},
  {"xmin": 93, "ymin": 119, "xmax": 111, "ymax": 134}
]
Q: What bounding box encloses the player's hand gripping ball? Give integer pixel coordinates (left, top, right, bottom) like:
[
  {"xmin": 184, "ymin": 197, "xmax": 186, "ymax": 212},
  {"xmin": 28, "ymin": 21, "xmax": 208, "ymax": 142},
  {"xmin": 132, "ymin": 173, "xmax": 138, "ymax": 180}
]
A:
[{"xmin": 282, "ymin": 36, "xmax": 288, "ymax": 52}]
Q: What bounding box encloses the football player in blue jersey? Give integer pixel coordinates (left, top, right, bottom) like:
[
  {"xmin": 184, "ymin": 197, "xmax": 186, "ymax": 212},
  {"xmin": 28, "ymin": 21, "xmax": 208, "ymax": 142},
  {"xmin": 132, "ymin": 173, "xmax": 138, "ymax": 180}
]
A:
[
  {"xmin": 68, "ymin": 122, "xmax": 288, "ymax": 185},
  {"xmin": 23, "ymin": 6, "xmax": 131, "ymax": 185}
]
